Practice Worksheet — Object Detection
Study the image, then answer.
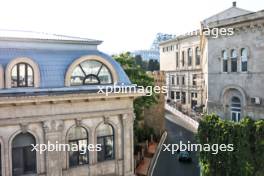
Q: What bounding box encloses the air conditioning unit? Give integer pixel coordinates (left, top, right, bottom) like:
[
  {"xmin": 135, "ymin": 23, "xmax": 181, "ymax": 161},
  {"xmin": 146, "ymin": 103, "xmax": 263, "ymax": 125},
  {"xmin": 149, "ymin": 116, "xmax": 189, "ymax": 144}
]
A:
[{"xmin": 251, "ymin": 97, "xmax": 261, "ymax": 105}]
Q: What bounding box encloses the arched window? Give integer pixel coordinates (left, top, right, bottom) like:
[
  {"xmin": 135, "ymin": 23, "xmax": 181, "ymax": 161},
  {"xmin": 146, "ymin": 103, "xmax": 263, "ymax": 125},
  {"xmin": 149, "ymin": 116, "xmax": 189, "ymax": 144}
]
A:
[
  {"xmin": 11, "ymin": 63, "xmax": 34, "ymax": 87},
  {"xmin": 195, "ymin": 47, "xmax": 200, "ymax": 65},
  {"xmin": 96, "ymin": 123, "xmax": 114, "ymax": 162},
  {"xmin": 70, "ymin": 60, "xmax": 112, "ymax": 86},
  {"xmin": 68, "ymin": 126, "xmax": 89, "ymax": 167},
  {"xmin": 222, "ymin": 50, "xmax": 228, "ymax": 72},
  {"xmin": 188, "ymin": 48, "xmax": 192, "ymax": 66},
  {"xmin": 231, "ymin": 97, "xmax": 241, "ymax": 122},
  {"xmin": 12, "ymin": 133, "xmax": 36, "ymax": 176},
  {"xmin": 241, "ymin": 48, "xmax": 248, "ymax": 72},
  {"xmin": 182, "ymin": 51, "xmax": 185, "ymax": 67},
  {"xmin": 231, "ymin": 49, "xmax": 237, "ymax": 72}
]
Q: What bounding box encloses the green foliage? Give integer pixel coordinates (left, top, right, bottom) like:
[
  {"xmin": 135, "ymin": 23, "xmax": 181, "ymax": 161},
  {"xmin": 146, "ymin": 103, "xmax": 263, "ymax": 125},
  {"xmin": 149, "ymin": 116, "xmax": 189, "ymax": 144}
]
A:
[
  {"xmin": 113, "ymin": 52, "xmax": 158, "ymax": 120},
  {"xmin": 197, "ymin": 114, "xmax": 264, "ymax": 176}
]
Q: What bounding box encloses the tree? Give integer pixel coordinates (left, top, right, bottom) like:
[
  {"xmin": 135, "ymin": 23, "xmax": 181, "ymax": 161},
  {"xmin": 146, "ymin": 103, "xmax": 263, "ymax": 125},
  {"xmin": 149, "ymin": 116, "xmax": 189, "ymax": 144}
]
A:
[
  {"xmin": 148, "ymin": 59, "xmax": 160, "ymax": 71},
  {"xmin": 197, "ymin": 114, "xmax": 264, "ymax": 176},
  {"xmin": 113, "ymin": 52, "xmax": 158, "ymax": 119}
]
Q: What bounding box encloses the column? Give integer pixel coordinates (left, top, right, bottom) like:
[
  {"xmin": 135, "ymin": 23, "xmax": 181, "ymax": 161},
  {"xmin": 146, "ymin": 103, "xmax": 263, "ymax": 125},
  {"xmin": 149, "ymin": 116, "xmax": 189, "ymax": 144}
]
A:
[
  {"xmin": 43, "ymin": 120, "xmax": 64, "ymax": 176},
  {"xmin": 122, "ymin": 113, "xmax": 134, "ymax": 176}
]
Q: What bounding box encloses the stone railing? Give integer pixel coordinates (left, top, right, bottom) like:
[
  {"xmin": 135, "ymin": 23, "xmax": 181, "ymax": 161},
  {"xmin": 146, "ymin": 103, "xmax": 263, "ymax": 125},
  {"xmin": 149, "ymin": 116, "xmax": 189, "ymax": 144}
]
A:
[{"xmin": 165, "ymin": 103, "xmax": 199, "ymax": 130}]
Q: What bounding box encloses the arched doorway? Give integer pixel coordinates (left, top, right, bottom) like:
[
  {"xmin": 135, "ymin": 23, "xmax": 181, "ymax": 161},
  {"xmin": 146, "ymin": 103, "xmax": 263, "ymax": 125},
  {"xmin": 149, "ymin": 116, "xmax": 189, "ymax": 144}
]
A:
[
  {"xmin": 12, "ymin": 133, "xmax": 36, "ymax": 176},
  {"xmin": 231, "ymin": 96, "xmax": 241, "ymax": 122}
]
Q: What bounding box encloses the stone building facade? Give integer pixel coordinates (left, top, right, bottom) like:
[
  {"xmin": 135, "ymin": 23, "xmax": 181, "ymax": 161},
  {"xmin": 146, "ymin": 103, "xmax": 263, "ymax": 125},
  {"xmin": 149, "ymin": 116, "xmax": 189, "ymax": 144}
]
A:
[
  {"xmin": 160, "ymin": 35, "xmax": 204, "ymax": 116},
  {"xmin": 202, "ymin": 7, "xmax": 264, "ymax": 121},
  {"xmin": 0, "ymin": 31, "xmax": 140, "ymax": 176},
  {"xmin": 160, "ymin": 2, "xmax": 264, "ymax": 121},
  {"xmin": 143, "ymin": 71, "xmax": 165, "ymax": 136}
]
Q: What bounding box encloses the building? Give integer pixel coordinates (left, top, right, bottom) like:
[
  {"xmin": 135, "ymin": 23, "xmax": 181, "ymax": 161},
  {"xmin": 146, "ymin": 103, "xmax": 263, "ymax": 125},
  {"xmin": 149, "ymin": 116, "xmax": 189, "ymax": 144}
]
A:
[
  {"xmin": 160, "ymin": 34, "xmax": 204, "ymax": 118},
  {"xmin": 202, "ymin": 3, "xmax": 264, "ymax": 121},
  {"xmin": 143, "ymin": 71, "xmax": 166, "ymax": 136},
  {"xmin": 0, "ymin": 30, "xmax": 141, "ymax": 176},
  {"xmin": 160, "ymin": 2, "xmax": 264, "ymax": 121}
]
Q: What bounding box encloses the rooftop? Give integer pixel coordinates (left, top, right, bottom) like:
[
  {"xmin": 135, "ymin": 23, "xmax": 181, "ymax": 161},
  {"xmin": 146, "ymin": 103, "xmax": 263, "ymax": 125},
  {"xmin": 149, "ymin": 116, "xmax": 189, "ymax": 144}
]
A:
[{"xmin": 0, "ymin": 29, "xmax": 102, "ymax": 45}]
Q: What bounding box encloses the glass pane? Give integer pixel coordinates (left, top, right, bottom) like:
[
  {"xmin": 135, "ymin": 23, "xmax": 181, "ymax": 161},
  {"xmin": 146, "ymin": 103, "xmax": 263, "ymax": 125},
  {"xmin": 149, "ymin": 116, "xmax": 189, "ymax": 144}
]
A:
[
  {"xmin": 80, "ymin": 61, "xmax": 102, "ymax": 75},
  {"xmin": 84, "ymin": 75, "xmax": 100, "ymax": 85},
  {"xmin": 97, "ymin": 124, "xmax": 113, "ymax": 137},
  {"xmin": 71, "ymin": 66, "xmax": 85, "ymax": 86},
  {"xmin": 223, "ymin": 60, "xmax": 228, "ymax": 72},
  {"xmin": 232, "ymin": 112, "xmax": 236, "ymax": 121},
  {"xmin": 11, "ymin": 65, "xmax": 18, "ymax": 87},
  {"xmin": 105, "ymin": 136, "xmax": 114, "ymax": 160},
  {"xmin": 97, "ymin": 137, "xmax": 104, "ymax": 162},
  {"xmin": 19, "ymin": 64, "xmax": 26, "ymax": 86},
  {"xmin": 68, "ymin": 127, "xmax": 87, "ymax": 141},
  {"xmin": 23, "ymin": 146, "xmax": 36, "ymax": 173},
  {"xmin": 231, "ymin": 60, "xmax": 237, "ymax": 72},
  {"xmin": 98, "ymin": 66, "xmax": 112, "ymax": 84},
  {"xmin": 69, "ymin": 142, "xmax": 78, "ymax": 167},
  {"xmin": 78, "ymin": 140, "xmax": 88, "ymax": 165},
  {"xmin": 242, "ymin": 61, "xmax": 247, "ymax": 72},
  {"xmin": 231, "ymin": 50, "xmax": 237, "ymax": 58},
  {"xmin": 27, "ymin": 66, "xmax": 34, "ymax": 87}
]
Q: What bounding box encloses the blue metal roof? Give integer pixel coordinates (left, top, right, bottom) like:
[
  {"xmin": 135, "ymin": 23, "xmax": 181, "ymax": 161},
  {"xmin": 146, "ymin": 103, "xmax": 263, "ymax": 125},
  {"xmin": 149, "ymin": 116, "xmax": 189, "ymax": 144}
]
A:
[{"xmin": 0, "ymin": 48, "xmax": 131, "ymax": 89}]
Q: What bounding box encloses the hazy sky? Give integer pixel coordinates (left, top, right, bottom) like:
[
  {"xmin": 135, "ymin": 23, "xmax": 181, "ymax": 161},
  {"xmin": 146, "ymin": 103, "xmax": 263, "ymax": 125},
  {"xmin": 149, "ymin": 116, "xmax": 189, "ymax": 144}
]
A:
[{"xmin": 0, "ymin": 0, "xmax": 263, "ymax": 54}]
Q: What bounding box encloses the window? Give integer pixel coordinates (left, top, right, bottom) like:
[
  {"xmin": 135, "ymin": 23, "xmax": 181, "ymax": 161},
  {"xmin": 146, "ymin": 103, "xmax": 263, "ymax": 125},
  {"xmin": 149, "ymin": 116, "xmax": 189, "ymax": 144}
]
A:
[
  {"xmin": 182, "ymin": 76, "xmax": 185, "ymax": 85},
  {"xmin": 11, "ymin": 63, "xmax": 34, "ymax": 87},
  {"xmin": 192, "ymin": 74, "xmax": 197, "ymax": 86},
  {"xmin": 71, "ymin": 60, "xmax": 112, "ymax": 86},
  {"xmin": 170, "ymin": 91, "xmax": 175, "ymax": 99},
  {"xmin": 241, "ymin": 48, "xmax": 248, "ymax": 72},
  {"xmin": 231, "ymin": 97, "xmax": 241, "ymax": 122},
  {"xmin": 12, "ymin": 133, "xmax": 36, "ymax": 176},
  {"xmin": 188, "ymin": 48, "xmax": 192, "ymax": 66},
  {"xmin": 222, "ymin": 50, "xmax": 228, "ymax": 72},
  {"xmin": 176, "ymin": 52, "xmax": 179, "ymax": 67},
  {"xmin": 176, "ymin": 92, "xmax": 180, "ymax": 100},
  {"xmin": 181, "ymin": 92, "xmax": 186, "ymax": 104},
  {"xmin": 176, "ymin": 76, "xmax": 179, "ymax": 85},
  {"xmin": 231, "ymin": 49, "xmax": 237, "ymax": 72},
  {"xmin": 171, "ymin": 75, "xmax": 175, "ymax": 85},
  {"xmin": 195, "ymin": 47, "xmax": 200, "ymax": 65},
  {"xmin": 182, "ymin": 51, "xmax": 185, "ymax": 67},
  {"xmin": 97, "ymin": 123, "xmax": 114, "ymax": 162},
  {"xmin": 68, "ymin": 126, "xmax": 89, "ymax": 167}
]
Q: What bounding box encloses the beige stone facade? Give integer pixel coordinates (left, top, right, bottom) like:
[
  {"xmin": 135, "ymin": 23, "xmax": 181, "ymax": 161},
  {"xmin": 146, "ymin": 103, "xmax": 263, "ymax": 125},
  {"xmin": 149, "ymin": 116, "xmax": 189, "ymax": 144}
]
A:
[
  {"xmin": 160, "ymin": 3, "xmax": 264, "ymax": 121},
  {"xmin": 143, "ymin": 71, "xmax": 165, "ymax": 136},
  {"xmin": 160, "ymin": 35, "xmax": 204, "ymax": 117},
  {"xmin": 0, "ymin": 31, "xmax": 140, "ymax": 176}
]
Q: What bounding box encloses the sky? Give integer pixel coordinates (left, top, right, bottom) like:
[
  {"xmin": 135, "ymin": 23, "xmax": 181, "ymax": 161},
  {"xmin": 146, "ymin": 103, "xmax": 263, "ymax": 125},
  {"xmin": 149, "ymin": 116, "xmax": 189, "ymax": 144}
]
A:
[{"xmin": 0, "ymin": 0, "xmax": 263, "ymax": 54}]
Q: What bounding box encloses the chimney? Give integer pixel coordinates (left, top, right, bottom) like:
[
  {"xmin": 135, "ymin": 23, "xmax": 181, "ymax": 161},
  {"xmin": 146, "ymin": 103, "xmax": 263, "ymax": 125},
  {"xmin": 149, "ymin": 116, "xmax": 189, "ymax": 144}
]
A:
[{"xmin": 232, "ymin": 1, "xmax": 237, "ymax": 7}]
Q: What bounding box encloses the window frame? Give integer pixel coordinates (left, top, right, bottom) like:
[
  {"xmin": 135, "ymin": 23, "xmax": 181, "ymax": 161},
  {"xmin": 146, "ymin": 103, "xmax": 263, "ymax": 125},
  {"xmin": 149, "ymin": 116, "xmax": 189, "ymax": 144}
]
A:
[
  {"xmin": 241, "ymin": 48, "xmax": 248, "ymax": 72},
  {"xmin": 188, "ymin": 48, "xmax": 192, "ymax": 66},
  {"xmin": 231, "ymin": 49, "xmax": 238, "ymax": 72},
  {"xmin": 68, "ymin": 126, "xmax": 89, "ymax": 167},
  {"xmin": 195, "ymin": 47, "xmax": 200, "ymax": 65},
  {"xmin": 96, "ymin": 124, "xmax": 115, "ymax": 162},
  {"xmin": 222, "ymin": 50, "xmax": 228, "ymax": 72},
  {"xmin": 11, "ymin": 62, "xmax": 34, "ymax": 88},
  {"xmin": 70, "ymin": 60, "xmax": 113, "ymax": 86}
]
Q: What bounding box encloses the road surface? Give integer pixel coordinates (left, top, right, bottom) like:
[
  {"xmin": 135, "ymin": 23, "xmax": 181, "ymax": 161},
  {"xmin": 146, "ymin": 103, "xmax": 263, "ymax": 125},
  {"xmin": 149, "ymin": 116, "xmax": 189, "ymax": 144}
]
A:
[{"xmin": 153, "ymin": 112, "xmax": 200, "ymax": 176}]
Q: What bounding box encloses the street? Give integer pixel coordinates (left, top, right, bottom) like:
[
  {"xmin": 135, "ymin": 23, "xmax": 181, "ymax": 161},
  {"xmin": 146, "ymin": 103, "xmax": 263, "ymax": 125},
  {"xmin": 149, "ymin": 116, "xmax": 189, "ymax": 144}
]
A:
[{"xmin": 153, "ymin": 113, "xmax": 200, "ymax": 176}]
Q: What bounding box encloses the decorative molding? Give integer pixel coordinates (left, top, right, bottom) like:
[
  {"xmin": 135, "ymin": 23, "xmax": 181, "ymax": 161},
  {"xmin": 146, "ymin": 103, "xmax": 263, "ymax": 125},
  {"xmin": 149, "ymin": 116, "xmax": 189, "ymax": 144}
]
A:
[
  {"xmin": 20, "ymin": 123, "xmax": 29, "ymax": 133},
  {"xmin": 43, "ymin": 120, "xmax": 64, "ymax": 133}
]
